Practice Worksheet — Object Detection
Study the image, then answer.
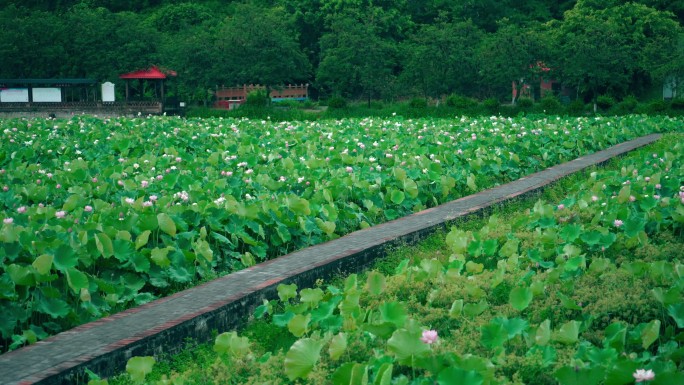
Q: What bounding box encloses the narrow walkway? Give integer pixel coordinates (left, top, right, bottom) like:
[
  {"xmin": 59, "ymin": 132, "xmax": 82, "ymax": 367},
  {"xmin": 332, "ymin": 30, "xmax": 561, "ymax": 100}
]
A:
[{"xmin": 0, "ymin": 134, "xmax": 661, "ymax": 385}]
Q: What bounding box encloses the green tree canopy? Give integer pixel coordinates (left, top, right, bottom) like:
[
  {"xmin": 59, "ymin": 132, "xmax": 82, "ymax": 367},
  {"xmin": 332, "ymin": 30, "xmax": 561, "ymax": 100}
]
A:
[
  {"xmin": 400, "ymin": 18, "xmax": 483, "ymax": 98},
  {"xmin": 554, "ymin": 1, "xmax": 681, "ymax": 102},
  {"xmin": 216, "ymin": 4, "xmax": 311, "ymax": 88},
  {"xmin": 317, "ymin": 11, "xmax": 398, "ymax": 103}
]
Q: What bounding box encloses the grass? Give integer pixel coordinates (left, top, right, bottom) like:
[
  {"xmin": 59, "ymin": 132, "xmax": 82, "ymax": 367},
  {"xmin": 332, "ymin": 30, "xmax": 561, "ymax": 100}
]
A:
[{"xmin": 104, "ymin": 134, "xmax": 683, "ymax": 385}]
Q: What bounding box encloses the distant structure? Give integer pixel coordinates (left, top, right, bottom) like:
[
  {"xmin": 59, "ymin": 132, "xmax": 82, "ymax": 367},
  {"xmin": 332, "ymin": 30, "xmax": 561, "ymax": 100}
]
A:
[
  {"xmin": 119, "ymin": 66, "xmax": 178, "ymax": 113},
  {"xmin": 214, "ymin": 84, "xmax": 309, "ymax": 110},
  {"xmin": 0, "ymin": 66, "xmax": 179, "ymax": 117},
  {"xmin": 0, "ymin": 78, "xmax": 98, "ymax": 103}
]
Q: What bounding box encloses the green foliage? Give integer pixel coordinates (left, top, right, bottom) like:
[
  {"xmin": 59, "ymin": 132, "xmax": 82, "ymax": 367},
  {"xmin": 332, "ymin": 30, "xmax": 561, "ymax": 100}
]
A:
[
  {"xmin": 408, "ymin": 98, "xmax": 428, "ymax": 109},
  {"xmin": 244, "ymin": 90, "xmax": 270, "ymax": 107},
  {"xmin": 445, "ymin": 95, "xmax": 478, "ymax": 109},
  {"xmin": 283, "ymin": 338, "xmax": 323, "ymax": 381},
  {"xmin": 110, "ymin": 134, "xmax": 684, "ymax": 385},
  {"xmin": 125, "ymin": 356, "xmax": 155, "ymax": 384},
  {"xmin": 1, "ymin": 115, "xmax": 683, "ymax": 356},
  {"xmin": 539, "ymin": 96, "xmax": 562, "ymax": 113},
  {"xmin": 612, "ymin": 95, "xmax": 639, "ymax": 114},
  {"xmin": 671, "ymin": 98, "xmax": 684, "ymax": 110},
  {"xmin": 644, "ymin": 99, "xmax": 670, "ymax": 113},
  {"xmin": 567, "ymin": 99, "xmax": 586, "ymax": 115},
  {"xmin": 516, "ymin": 97, "xmax": 534, "ymax": 110},
  {"xmin": 1, "ymin": 1, "xmax": 682, "ymax": 105},
  {"xmin": 481, "ymin": 98, "xmax": 500, "ymax": 113},
  {"xmin": 596, "ymin": 95, "xmax": 616, "ymax": 110},
  {"xmin": 327, "ymin": 96, "xmax": 348, "ymax": 109}
]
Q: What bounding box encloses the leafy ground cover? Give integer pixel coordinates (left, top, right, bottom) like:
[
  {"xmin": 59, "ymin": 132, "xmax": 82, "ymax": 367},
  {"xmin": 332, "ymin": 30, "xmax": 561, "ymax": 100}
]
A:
[
  {"xmin": 106, "ymin": 134, "xmax": 684, "ymax": 385},
  {"xmin": 0, "ymin": 115, "xmax": 682, "ymax": 353}
]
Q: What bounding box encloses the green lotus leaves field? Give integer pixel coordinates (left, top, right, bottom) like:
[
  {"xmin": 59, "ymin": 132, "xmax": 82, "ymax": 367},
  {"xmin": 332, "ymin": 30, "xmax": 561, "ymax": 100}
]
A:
[
  {"xmin": 0, "ymin": 115, "xmax": 681, "ymax": 353},
  {"xmin": 111, "ymin": 135, "xmax": 684, "ymax": 385}
]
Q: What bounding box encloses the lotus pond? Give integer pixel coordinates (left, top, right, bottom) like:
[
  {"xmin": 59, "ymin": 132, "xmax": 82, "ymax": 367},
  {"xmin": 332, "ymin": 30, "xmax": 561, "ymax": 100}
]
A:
[
  {"xmin": 110, "ymin": 134, "xmax": 684, "ymax": 385},
  {"xmin": 0, "ymin": 115, "xmax": 682, "ymax": 353}
]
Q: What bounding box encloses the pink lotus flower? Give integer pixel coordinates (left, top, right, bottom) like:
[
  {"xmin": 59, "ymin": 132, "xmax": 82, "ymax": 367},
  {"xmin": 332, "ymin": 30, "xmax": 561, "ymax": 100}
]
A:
[
  {"xmin": 2, "ymin": 186, "xmax": 8, "ymax": 191},
  {"xmin": 557, "ymin": 204, "xmax": 565, "ymax": 210},
  {"xmin": 55, "ymin": 211, "xmax": 66, "ymax": 219},
  {"xmin": 633, "ymin": 369, "xmax": 655, "ymax": 382},
  {"xmin": 591, "ymin": 195, "xmax": 599, "ymax": 202},
  {"xmin": 143, "ymin": 201, "xmax": 153, "ymax": 207},
  {"xmin": 655, "ymin": 184, "xmax": 661, "ymax": 189},
  {"xmin": 345, "ymin": 167, "xmax": 353, "ymax": 173},
  {"xmin": 56, "ymin": 184, "xmax": 61, "ymax": 189},
  {"xmin": 84, "ymin": 205, "xmax": 93, "ymax": 212},
  {"xmin": 3, "ymin": 218, "xmax": 13, "ymax": 224},
  {"xmin": 17, "ymin": 206, "xmax": 26, "ymax": 214},
  {"xmin": 92, "ymin": 177, "xmax": 98, "ymax": 183},
  {"xmin": 141, "ymin": 180, "xmax": 149, "ymax": 188},
  {"xmin": 629, "ymin": 196, "xmax": 636, "ymax": 202},
  {"xmin": 614, "ymin": 219, "xmax": 623, "ymax": 227},
  {"xmin": 149, "ymin": 195, "xmax": 158, "ymax": 202},
  {"xmin": 420, "ymin": 330, "xmax": 438, "ymax": 344}
]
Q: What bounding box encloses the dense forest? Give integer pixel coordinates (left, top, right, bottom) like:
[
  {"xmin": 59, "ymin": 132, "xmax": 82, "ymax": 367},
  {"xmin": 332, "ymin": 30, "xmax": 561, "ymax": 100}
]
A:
[{"xmin": 1, "ymin": 0, "xmax": 683, "ymax": 105}]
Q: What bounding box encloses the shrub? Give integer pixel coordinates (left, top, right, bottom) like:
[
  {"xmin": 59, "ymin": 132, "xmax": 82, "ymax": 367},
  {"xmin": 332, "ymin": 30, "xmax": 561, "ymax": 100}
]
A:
[
  {"xmin": 445, "ymin": 94, "xmax": 478, "ymax": 109},
  {"xmin": 645, "ymin": 99, "xmax": 669, "ymax": 113},
  {"xmin": 369, "ymin": 100, "xmax": 384, "ymax": 109},
  {"xmin": 538, "ymin": 96, "xmax": 562, "ymax": 114},
  {"xmin": 567, "ymin": 99, "xmax": 585, "ymax": 115},
  {"xmin": 612, "ymin": 95, "xmax": 638, "ymax": 114},
  {"xmin": 670, "ymin": 98, "xmax": 684, "ymax": 110},
  {"xmin": 482, "ymin": 98, "xmax": 500, "ymax": 113},
  {"xmin": 408, "ymin": 98, "xmax": 428, "ymax": 108},
  {"xmin": 516, "ymin": 97, "xmax": 533, "ymax": 110},
  {"xmin": 596, "ymin": 95, "xmax": 616, "ymax": 110},
  {"xmin": 244, "ymin": 89, "xmax": 269, "ymax": 107},
  {"xmin": 327, "ymin": 96, "xmax": 347, "ymax": 109}
]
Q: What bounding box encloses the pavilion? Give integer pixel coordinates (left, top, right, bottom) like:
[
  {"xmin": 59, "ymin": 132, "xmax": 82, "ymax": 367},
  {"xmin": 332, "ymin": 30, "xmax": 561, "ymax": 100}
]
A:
[{"xmin": 119, "ymin": 66, "xmax": 177, "ymax": 107}]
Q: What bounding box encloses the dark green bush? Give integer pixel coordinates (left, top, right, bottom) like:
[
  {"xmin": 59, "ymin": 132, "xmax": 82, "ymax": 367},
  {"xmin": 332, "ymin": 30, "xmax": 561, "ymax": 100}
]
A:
[
  {"xmin": 567, "ymin": 99, "xmax": 585, "ymax": 115},
  {"xmin": 645, "ymin": 99, "xmax": 669, "ymax": 113},
  {"xmin": 596, "ymin": 95, "xmax": 616, "ymax": 110},
  {"xmin": 516, "ymin": 97, "xmax": 533, "ymax": 109},
  {"xmin": 538, "ymin": 96, "xmax": 562, "ymax": 113},
  {"xmin": 244, "ymin": 89, "xmax": 269, "ymax": 107},
  {"xmin": 446, "ymin": 94, "xmax": 478, "ymax": 109},
  {"xmin": 482, "ymin": 98, "xmax": 500, "ymax": 113},
  {"xmin": 611, "ymin": 95, "xmax": 638, "ymax": 114},
  {"xmin": 369, "ymin": 100, "xmax": 384, "ymax": 109},
  {"xmin": 327, "ymin": 95, "xmax": 347, "ymax": 109},
  {"xmin": 670, "ymin": 98, "xmax": 684, "ymax": 110},
  {"xmin": 408, "ymin": 98, "xmax": 428, "ymax": 108}
]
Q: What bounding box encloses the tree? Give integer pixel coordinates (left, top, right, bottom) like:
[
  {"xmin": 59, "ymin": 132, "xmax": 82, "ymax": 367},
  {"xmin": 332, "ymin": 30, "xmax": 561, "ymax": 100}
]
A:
[
  {"xmin": 554, "ymin": 1, "xmax": 681, "ymax": 105},
  {"xmin": 216, "ymin": 4, "xmax": 311, "ymax": 93},
  {"xmin": 400, "ymin": 18, "xmax": 484, "ymax": 98},
  {"xmin": 0, "ymin": 6, "xmax": 67, "ymax": 78},
  {"xmin": 316, "ymin": 12, "xmax": 398, "ymax": 104},
  {"xmin": 476, "ymin": 22, "xmax": 552, "ymax": 102}
]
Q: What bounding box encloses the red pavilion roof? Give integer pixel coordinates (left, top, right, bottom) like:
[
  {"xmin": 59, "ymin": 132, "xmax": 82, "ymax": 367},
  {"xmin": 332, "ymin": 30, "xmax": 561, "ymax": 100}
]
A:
[{"xmin": 119, "ymin": 66, "xmax": 177, "ymax": 79}]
